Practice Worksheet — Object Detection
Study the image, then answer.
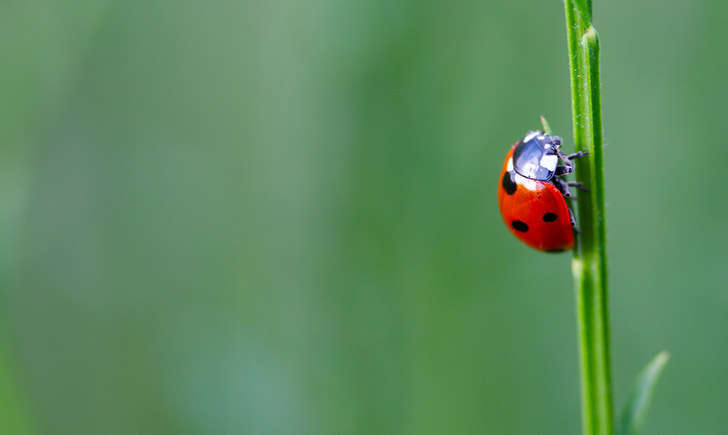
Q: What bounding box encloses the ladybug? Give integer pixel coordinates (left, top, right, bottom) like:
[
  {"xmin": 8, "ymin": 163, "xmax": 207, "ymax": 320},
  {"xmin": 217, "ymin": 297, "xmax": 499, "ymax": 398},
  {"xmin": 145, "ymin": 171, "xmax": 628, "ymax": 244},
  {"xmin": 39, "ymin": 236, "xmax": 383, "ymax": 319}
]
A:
[{"xmin": 497, "ymin": 131, "xmax": 587, "ymax": 252}]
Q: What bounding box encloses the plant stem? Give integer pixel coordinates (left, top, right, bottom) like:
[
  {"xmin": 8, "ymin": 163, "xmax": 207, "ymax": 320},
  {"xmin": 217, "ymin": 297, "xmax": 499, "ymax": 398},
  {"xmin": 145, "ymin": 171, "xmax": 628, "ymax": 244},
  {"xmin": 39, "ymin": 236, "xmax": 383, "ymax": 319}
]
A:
[{"xmin": 563, "ymin": 1, "xmax": 613, "ymax": 435}]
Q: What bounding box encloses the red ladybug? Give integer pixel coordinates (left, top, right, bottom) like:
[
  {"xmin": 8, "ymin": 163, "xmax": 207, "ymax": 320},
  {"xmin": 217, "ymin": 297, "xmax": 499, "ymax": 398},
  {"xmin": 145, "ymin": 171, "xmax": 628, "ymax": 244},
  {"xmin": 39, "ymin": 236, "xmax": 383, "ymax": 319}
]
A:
[{"xmin": 497, "ymin": 131, "xmax": 586, "ymax": 252}]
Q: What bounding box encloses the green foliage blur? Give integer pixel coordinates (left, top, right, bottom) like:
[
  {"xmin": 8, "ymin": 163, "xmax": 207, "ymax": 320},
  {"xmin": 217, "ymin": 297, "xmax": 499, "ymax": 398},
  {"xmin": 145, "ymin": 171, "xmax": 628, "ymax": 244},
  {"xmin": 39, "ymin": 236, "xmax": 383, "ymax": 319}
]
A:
[{"xmin": 1, "ymin": 1, "xmax": 726, "ymax": 434}]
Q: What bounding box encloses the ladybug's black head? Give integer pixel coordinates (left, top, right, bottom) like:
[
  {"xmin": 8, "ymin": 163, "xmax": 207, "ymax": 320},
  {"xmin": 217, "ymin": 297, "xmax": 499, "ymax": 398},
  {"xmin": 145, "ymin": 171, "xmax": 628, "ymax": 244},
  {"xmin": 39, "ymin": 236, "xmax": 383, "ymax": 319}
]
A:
[{"xmin": 512, "ymin": 131, "xmax": 562, "ymax": 181}]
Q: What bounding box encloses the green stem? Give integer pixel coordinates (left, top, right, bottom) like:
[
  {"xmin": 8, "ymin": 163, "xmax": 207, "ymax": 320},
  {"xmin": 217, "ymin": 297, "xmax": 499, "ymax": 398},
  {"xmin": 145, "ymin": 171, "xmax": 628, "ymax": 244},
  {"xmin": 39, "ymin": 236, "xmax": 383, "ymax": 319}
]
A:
[{"xmin": 563, "ymin": 1, "xmax": 613, "ymax": 435}]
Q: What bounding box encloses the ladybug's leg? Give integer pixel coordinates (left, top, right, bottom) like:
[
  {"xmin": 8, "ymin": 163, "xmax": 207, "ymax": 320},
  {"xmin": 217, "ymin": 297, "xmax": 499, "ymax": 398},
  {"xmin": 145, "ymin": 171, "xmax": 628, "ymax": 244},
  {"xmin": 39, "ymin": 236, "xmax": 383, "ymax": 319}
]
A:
[
  {"xmin": 564, "ymin": 151, "xmax": 588, "ymax": 160},
  {"xmin": 555, "ymin": 150, "xmax": 587, "ymax": 175},
  {"xmin": 555, "ymin": 151, "xmax": 575, "ymax": 173},
  {"xmin": 553, "ymin": 176, "xmax": 572, "ymax": 198},
  {"xmin": 567, "ymin": 181, "xmax": 590, "ymax": 192},
  {"xmin": 569, "ymin": 208, "xmax": 579, "ymax": 232}
]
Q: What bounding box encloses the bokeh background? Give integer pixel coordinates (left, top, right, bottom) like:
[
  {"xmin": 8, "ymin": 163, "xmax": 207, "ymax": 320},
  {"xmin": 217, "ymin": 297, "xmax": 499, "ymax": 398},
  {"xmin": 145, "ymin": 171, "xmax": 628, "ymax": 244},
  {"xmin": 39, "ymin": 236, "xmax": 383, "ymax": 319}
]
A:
[{"xmin": 0, "ymin": 1, "xmax": 726, "ymax": 434}]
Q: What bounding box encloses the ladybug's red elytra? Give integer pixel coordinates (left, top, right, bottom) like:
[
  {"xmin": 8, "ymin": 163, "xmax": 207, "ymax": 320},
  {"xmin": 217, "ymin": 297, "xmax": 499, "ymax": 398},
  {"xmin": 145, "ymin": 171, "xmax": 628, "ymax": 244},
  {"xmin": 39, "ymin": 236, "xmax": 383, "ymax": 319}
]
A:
[{"xmin": 497, "ymin": 131, "xmax": 587, "ymax": 252}]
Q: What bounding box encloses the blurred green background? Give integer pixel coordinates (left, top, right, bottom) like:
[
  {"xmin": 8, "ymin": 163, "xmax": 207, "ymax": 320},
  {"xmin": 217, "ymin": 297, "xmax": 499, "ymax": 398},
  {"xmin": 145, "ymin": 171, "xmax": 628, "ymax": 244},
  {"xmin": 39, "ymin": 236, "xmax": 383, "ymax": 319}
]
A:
[{"xmin": 1, "ymin": 1, "xmax": 726, "ymax": 434}]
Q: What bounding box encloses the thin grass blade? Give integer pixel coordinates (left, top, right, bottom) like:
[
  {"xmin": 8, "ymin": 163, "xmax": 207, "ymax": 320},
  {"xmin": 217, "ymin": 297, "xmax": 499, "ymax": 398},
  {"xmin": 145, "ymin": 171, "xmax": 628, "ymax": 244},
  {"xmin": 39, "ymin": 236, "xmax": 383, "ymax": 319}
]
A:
[{"xmin": 619, "ymin": 351, "xmax": 670, "ymax": 435}]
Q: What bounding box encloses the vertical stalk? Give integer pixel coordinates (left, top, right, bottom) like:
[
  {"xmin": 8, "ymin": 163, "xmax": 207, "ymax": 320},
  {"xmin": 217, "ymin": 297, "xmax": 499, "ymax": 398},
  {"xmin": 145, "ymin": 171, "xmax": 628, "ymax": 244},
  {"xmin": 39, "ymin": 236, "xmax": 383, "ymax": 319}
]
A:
[{"xmin": 563, "ymin": 1, "xmax": 613, "ymax": 435}]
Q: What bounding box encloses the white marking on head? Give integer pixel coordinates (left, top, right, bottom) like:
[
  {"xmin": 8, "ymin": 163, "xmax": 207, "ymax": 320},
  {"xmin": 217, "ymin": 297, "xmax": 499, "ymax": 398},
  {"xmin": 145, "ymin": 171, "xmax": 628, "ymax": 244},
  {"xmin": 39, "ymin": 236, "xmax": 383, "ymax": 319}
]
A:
[
  {"xmin": 507, "ymin": 157, "xmax": 513, "ymax": 172},
  {"xmin": 540, "ymin": 154, "xmax": 558, "ymax": 172}
]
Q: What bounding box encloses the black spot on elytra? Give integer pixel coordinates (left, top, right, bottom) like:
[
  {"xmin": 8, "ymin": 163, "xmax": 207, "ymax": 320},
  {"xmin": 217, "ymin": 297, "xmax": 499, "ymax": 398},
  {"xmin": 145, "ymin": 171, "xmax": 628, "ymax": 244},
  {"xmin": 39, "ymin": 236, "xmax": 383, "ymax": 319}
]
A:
[
  {"xmin": 501, "ymin": 171, "xmax": 517, "ymax": 195},
  {"xmin": 511, "ymin": 220, "xmax": 528, "ymax": 232},
  {"xmin": 542, "ymin": 212, "xmax": 558, "ymax": 222}
]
